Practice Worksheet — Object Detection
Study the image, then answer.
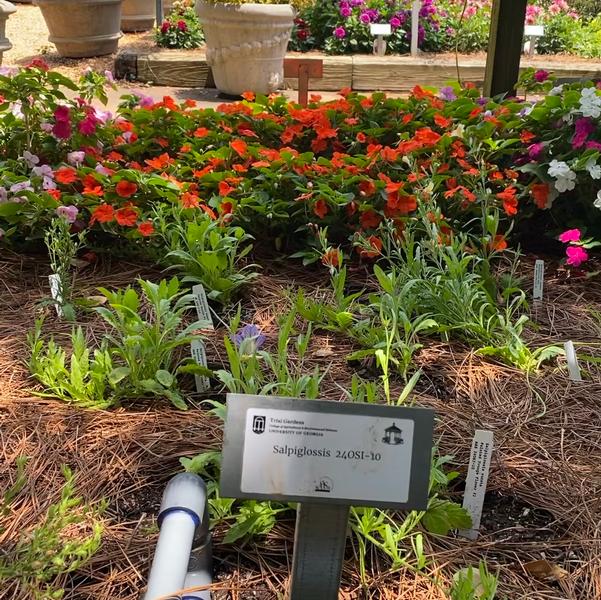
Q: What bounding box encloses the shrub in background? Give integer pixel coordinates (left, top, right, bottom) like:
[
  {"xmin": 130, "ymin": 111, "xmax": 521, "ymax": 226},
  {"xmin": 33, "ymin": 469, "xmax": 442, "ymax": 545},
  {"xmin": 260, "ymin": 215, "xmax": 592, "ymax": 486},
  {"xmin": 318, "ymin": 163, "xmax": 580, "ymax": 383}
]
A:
[{"xmin": 155, "ymin": 0, "xmax": 204, "ymax": 49}]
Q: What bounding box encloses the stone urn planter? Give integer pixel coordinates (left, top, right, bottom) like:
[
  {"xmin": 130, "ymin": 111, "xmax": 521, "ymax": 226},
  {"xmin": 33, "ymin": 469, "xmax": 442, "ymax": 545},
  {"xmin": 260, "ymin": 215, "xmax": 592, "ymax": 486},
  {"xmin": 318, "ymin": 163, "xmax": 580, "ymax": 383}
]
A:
[
  {"xmin": 121, "ymin": 0, "xmax": 155, "ymax": 31},
  {"xmin": 195, "ymin": 1, "xmax": 294, "ymax": 96},
  {"xmin": 0, "ymin": 1, "xmax": 16, "ymax": 65},
  {"xmin": 34, "ymin": 0, "xmax": 122, "ymax": 58}
]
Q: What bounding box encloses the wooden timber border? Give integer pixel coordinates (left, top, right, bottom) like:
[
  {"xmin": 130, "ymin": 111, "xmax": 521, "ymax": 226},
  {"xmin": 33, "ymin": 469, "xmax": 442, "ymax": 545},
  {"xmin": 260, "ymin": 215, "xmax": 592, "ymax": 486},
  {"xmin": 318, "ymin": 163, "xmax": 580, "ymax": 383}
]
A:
[{"xmin": 114, "ymin": 51, "xmax": 601, "ymax": 93}]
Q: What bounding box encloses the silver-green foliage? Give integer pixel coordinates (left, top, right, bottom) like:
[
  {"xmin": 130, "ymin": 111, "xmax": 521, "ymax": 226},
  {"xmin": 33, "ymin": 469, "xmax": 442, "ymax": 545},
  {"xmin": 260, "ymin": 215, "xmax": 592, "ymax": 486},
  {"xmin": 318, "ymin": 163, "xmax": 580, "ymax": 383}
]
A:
[{"xmin": 449, "ymin": 562, "xmax": 500, "ymax": 600}]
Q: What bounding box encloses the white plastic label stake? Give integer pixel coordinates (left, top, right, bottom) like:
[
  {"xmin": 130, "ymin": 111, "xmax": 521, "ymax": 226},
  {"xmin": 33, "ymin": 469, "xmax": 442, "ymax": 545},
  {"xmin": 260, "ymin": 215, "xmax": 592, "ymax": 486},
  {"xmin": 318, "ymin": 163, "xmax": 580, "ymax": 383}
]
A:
[
  {"xmin": 458, "ymin": 430, "xmax": 494, "ymax": 540},
  {"xmin": 48, "ymin": 273, "xmax": 63, "ymax": 317},
  {"xmin": 192, "ymin": 284, "xmax": 214, "ymax": 330},
  {"xmin": 533, "ymin": 260, "xmax": 544, "ymax": 302},
  {"xmin": 411, "ymin": 0, "xmax": 420, "ymax": 56},
  {"xmin": 191, "ymin": 340, "xmax": 210, "ymax": 392},
  {"xmin": 564, "ymin": 341, "xmax": 582, "ymax": 382}
]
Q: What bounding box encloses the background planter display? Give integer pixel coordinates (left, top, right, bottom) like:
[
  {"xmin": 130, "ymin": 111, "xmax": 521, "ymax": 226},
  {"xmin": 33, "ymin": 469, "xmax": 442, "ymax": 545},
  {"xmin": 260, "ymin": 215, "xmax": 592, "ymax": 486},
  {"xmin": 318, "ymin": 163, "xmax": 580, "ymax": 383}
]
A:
[
  {"xmin": 121, "ymin": 0, "xmax": 155, "ymax": 31},
  {"xmin": 196, "ymin": 1, "xmax": 294, "ymax": 96},
  {"xmin": 0, "ymin": 0, "xmax": 16, "ymax": 65},
  {"xmin": 34, "ymin": 0, "xmax": 122, "ymax": 58}
]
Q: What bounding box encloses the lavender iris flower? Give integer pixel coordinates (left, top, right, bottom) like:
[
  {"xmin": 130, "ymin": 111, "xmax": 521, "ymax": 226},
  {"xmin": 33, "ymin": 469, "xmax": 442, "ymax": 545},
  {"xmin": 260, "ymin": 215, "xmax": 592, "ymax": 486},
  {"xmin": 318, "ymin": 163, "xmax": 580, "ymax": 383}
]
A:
[{"xmin": 232, "ymin": 324, "xmax": 266, "ymax": 355}]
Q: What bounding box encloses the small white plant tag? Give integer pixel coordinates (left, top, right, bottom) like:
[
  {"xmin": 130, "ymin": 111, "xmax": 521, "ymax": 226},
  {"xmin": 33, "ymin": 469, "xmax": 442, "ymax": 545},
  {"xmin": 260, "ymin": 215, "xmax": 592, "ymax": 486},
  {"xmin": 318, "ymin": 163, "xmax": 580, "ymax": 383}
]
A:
[
  {"xmin": 191, "ymin": 339, "xmax": 210, "ymax": 393},
  {"xmin": 48, "ymin": 273, "xmax": 63, "ymax": 317},
  {"xmin": 458, "ymin": 429, "xmax": 494, "ymax": 540},
  {"xmin": 533, "ymin": 260, "xmax": 544, "ymax": 302},
  {"xmin": 564, "ymin": 340, "xmax": 582, "ymax": 382},
  {"xmin": 192, "ymin": 284, "xmax": 214, "ymax": 330}
]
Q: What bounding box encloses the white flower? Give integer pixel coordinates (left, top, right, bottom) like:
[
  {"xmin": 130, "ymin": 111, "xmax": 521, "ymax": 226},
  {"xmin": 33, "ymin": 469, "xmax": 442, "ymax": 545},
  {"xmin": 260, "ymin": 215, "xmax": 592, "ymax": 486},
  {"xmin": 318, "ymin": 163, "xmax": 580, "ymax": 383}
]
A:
[
  {"xmin": 579, "ymin": 87, "xmax": 601, "ymax": 119},
  {"xmin": 554, "ymin": 173, "xmax": 577, "ymax": 193},
  {"xmin": 548, "ymin": 160, "xmax": 572, "ymax": 179},
  {"xmin": 595, "ymin": 190, "xmax": 601, "ymax": 209},
  {"xmin": 585, "ymin": 157, "xmax": 601, "ymax": 180},
  {"xmin": 549, "ymin": 84, "xmax": 564, "ymax": 96}
]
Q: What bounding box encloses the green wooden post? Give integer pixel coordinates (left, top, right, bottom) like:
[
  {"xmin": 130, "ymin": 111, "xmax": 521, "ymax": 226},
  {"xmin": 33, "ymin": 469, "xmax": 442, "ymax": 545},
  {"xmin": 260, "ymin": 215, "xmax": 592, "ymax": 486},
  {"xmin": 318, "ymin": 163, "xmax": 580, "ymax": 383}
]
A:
[{"xmin": 483, "ymin": 0, "xmax": 528, "ymax": 97}]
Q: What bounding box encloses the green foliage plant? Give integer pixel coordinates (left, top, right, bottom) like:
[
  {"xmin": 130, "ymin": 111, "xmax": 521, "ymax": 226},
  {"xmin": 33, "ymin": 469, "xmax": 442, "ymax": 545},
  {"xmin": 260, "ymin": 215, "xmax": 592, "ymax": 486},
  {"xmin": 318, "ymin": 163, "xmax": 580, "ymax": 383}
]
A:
[
  {"xmin": 155, "ymin": 0, "xmax": 204, "ymax": 49},
  {"xmin": 0, "ymin": 462, "xmax": 105, "ymax": 600},
  {"xmin": 96, "ymin": 277, "xmax": 205, "ymax": 409},
  {"xmin": 449, "ymin": 561, "xmax": 500, "ymax": 600},
  {"xmin": 158, "ymin": 208, "xmax": 258, "ymax": 305}
]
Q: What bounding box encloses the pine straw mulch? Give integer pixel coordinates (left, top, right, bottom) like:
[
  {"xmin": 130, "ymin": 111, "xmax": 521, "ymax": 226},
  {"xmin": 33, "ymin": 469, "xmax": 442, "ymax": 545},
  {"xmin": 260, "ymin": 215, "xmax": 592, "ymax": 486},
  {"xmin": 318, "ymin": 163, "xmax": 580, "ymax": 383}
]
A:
[{"xmin": 1, "ymin": 249, "xmax": 601, "ymax": 600}]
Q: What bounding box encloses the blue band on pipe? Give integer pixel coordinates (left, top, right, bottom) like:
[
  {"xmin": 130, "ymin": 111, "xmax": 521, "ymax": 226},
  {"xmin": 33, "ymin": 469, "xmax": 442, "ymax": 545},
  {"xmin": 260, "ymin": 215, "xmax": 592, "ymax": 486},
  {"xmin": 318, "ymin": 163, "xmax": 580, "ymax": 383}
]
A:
[
  {"xmin": 182, "ymin": 596, "xmax": 205, "ymax": 600},
  {"xmin": 157, "ymin": 506, "xmax": 200, "ymax": 528}
]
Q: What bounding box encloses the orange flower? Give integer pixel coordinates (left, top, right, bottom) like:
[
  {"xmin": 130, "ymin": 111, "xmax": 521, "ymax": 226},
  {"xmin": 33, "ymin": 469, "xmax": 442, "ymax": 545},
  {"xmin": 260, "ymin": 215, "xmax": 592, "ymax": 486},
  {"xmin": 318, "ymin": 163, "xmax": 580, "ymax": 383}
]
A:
[
  {"xmin": 219, "ymin": 180, "xmax": 234, "ymax": 197},
  {"xmin": 489, "ymin": 235, "xmax": 508, "ymax": 251},
  {"xmin": 145, "ymin": 153, "xmax": 173, "ymax": 170},
  {"xmin": 313, "ymin": 198, "xmax": 328, "ymax": 219},
  {"xmin": 360, "ymin": 210, "xmax": 381, "ymax": 229},
  {"xmin": 200, "ymin": 204, "xmax": 216, "ymax": 219},
  {"xmin": 412, "ymin": 85, "xmax": 434, "ymax": 100},
  {"xmin": 520, "ymin": 130, "xmax": 536, "ymax": 144},
  {"xmin": 181, "ymin": 191, "xmax": 200, "ymax": 208},
  {"xmin": 358, "ymin": 180, "xmax": 376, "ymax": 197},
  {"xmin": 230, "ymin": 139, "xmax": 248, "ymax": 157},
  {"xmin": 180, "ymin": 143, "xmax": 192, "ymax": 153},
  {"xmin": 54, "ymin": 167, "xmax": 78, "ymax": 185},
  {"xmin": 321, "ymin": 248, "xmax": 340, "ymax": 269},
  {"xmin": 115, "ymin": 205, "xmax": 139, "ymax": 226},
  {"xmin": 194, "ymin": 127, "xmax": 210, "ymax": 138},
  {"xmin": 220, "ymin": 201, "xmax": 233, "ymax": 215},
  {"xmin": 468, "ymin": 107, "xmax": 483, "ymax": 119},
  {"xmin": 115, "ymin": 180, "xmax": 138, "ymax": 198},
  {"xmin": 356, "ymin": 132, "xmax": 367, "ymax": 143},
  {"xmin": 496, "ymin": 186, "xmax": 518, "ymax": 216},
  {"xmin": 358, "ymin": 235, "xmax": 383, "ymax": 259},
  {"xmin": 241, "ymin": 91, "xmax": 255, "ymax": 101},
  {"xmin": 106, "ymin": 151, "xmax": 123, "ymax": 162},
  {"xmin": 89, "ymin": 204, "xmax": 114, "ymax": 225},
  {"xmin": 138, "ymin": 221, "xmax": 154, "ymax": 236},
  {"xmin": 434, "ymin": 114, "xmax": 452, "ymax": 128},
  {"xmin": 531, "ymin": 183, "xmax": 550, "ymax": 209}
]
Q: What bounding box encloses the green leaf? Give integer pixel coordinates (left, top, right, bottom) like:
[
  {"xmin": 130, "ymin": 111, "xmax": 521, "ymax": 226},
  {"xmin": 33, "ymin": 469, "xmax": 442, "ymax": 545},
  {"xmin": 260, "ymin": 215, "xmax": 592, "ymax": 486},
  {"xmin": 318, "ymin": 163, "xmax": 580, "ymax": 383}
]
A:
[
  {"xmin": 108, "ymin": 367, "xmax": 130, "ymax": 385},
  {"xmin": 422, "ymin": 498, "xmax": 472, "ymax": 535},
  {"xmin": 155, "ymin": 369, "xmax": 174, "ymax": 388}
]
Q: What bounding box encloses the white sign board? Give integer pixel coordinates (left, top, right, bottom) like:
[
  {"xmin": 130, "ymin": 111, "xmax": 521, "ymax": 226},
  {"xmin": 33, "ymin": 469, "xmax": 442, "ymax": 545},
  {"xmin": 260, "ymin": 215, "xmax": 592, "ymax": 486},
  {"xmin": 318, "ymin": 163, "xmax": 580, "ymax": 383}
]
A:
[
  {"xmin": 221, "ymin": 395, "xmax": 434, "ymax": 510},
  {"xmin": 459, "ymin": 429, "xmax": 493, "ymax": 540},
  {"xmin": 533, "ymin": 259, "xmax": 544, "ymax": 302},
  {"xmin": 524, "ymin": 25, "xmax": 545, "ymax": 37},
  {"xmin": 192, "ymin": 284, "xmax": 214, "ymax": 330},
  {"xmin": 241, "ymin": 407, "xmax": 414, "ymax": 504},
  {"xmin": 370, "ymin": 23, "xmax": 392, "ymax": 36}
]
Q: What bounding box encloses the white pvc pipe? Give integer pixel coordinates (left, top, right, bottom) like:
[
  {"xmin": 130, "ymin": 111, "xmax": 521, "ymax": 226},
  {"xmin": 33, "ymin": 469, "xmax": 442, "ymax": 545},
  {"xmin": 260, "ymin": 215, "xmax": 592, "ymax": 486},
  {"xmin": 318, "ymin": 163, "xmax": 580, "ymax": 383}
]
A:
[
  {"xmin": 182, "ymin": 569, "xmax": 212, "ymax": 600},
  {"xmin": 145, "ymin": 511, "xmax": 196, "ymax": 600},
  {"xmin": 411, "ymin": 0, "xmax": 420, "ymax": 57}
]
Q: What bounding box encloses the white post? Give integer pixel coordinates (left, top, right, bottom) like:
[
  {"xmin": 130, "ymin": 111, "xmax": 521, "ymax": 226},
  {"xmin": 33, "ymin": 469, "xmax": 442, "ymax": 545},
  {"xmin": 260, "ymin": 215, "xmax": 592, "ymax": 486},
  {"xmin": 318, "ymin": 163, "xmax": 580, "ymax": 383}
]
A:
[{"xmin": 411, "ymin": 0, "xmax": 420, "ymax": 57}]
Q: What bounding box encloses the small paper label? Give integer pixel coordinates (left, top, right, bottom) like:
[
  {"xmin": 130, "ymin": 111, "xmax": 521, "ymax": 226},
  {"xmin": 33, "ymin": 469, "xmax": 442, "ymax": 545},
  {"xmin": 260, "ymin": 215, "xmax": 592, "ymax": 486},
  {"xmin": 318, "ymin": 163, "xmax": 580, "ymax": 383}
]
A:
[
  {"xmin": 192, "ymin": 284, "xmax": 214, "ymax": 330},
  {"xmin": 48, "ymin": 273, "xmax": 63, "ymax": 317},
  {"xmin": 458, "ymin": 430, "xmax": 494, "ymax": 540},
  {"xmin": 533, "ymin": 260, "xmax": 544, "ymax": 302},
  {"xmin": 564, "ymin": 340, "xmax": 582, "ymax": 382},
  {"xmin": 191, "ymin": 339, "xmax": 210, "ymax": 392}
]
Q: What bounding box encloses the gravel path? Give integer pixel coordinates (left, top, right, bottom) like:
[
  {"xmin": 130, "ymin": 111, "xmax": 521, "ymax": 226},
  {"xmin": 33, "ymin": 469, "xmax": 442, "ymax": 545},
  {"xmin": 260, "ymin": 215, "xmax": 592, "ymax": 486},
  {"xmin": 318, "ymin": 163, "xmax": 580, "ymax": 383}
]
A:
[{"xmin": 3, "ymin": 3, "xmax": 156, "ymax": 79}]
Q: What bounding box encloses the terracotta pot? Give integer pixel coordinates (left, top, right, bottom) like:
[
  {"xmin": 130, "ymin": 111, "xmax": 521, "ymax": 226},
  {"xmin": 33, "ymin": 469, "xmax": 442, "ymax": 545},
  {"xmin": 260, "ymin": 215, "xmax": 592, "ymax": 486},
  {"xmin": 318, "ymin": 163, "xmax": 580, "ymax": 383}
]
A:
[
  {"xmin": 196, "ymin": 1, "xmax": 294, "ymax": 96},
  {"xmin": 122, "ymin": 0, "xmax": 154, "ymax": 31},
  {"xmin": 34, "ymin": 0, "xmax": 122, "ymax": 57}
]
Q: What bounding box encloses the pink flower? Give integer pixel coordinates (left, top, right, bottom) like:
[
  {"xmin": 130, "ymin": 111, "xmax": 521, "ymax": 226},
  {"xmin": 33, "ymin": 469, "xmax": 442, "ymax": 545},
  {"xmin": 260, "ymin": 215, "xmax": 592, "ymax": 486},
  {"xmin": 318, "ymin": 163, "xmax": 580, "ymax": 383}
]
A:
[
  {"xmin": 566, "ymin": 245, "xmax": 588, "ymax": 267},
  {"xmin": 177, "ymin": 20, "xmax": 187, "ymax": 31},
  {"xmin": 78, "ymin": 114, "xmax": 98, "ymax": 135},
  {"xmin": 56, "ymin": 205, "xmax": 79, "ymax": 223},
  {"xmin": 161, "ymin": 21, "xmax": 170, "ymax": 33},
  {"xmin": 52, "ymin": 120, "xmax": 71, "ymax": 139},
  {"xmin": 534, "ymin": 70, "xmax": 549, "ymax": 83},
  {"xmin": 334, "ymin": 26, "xmax": 346, "ymax": 39},
  {"xmin": 572, "ymin": 117, "xmax": 594, "ymax": 149},
  {"xmin": 54, "ymin": 105, "xmax": 70, "ymax": 122},
  {"xmin": 558, "ymin": 229, "xmax": 581, "ymax": 243}
]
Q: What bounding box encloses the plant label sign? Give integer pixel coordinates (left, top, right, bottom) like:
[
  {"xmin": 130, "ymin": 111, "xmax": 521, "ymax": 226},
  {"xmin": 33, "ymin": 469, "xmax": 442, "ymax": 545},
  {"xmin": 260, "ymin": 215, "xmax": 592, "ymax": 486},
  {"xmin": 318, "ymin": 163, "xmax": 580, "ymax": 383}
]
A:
[
  {"xmin": 533, "ymin": 260, "xmax": 544, "ymax": 302},
  {"xmin": 191, "ymin": 340, "xmax": 210, "ymax": 393},
  {"xmin": 221, "ymin": 394, "xmax": 434, "ymax": 509},
  {"xmin": 48, "ymin": 273, "xmax": 63, "ymax": 317},
  {"xmin": 458, "ymin": 429, "xmax": 494, "ymax": 540},
  {"xmin": 564, "ymin": 340, "xmax": 582, "ymax": 382},
  {"xmin": 192, "ymin": 284, "xmax": 214, "ymax": 330}
]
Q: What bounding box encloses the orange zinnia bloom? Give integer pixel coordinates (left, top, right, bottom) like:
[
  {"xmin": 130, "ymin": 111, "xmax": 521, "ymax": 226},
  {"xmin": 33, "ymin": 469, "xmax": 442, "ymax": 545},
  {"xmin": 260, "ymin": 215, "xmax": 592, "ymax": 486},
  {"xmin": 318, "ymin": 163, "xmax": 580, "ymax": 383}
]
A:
[
  {"xmin": 115, "ymin": 205, "xmax": 139, "ymax": 226},
  {"xmin": 54, "ymin": 167, "xmax": 78, "ymax": 185}
]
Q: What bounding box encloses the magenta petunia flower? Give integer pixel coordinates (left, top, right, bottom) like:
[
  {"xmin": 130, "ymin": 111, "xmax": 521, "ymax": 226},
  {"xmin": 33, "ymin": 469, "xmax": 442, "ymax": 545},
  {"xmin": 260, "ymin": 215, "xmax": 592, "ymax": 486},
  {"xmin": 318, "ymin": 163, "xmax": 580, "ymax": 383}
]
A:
[
  {"xmin": 566, "ymin": 245, "xmax": 588, "ymax": 267},
  {"xmin": 572, "ymin": 117, "xmax": 594, "ymax": 149},
  {"xmin": 558, "ymin": 229, "xmax": 581, "ymax": 243},
  {"xmin": 534, "ymin": 69, "xmax": 549, "ymax": 83},
  {"xmin": 334, "ymin": 26, "xmax": 346, "ymax": 39}
]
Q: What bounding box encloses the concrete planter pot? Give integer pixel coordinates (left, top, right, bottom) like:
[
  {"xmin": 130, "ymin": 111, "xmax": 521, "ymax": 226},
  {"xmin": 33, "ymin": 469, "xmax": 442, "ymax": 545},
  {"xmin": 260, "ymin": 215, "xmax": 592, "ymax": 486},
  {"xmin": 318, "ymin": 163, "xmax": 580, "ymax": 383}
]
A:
[
  {"xmin": 196, "ymin": 1, "xmax": 294, "ymax": 96},
  {"xmin": 0, "ymin": 1, "xmax": 16, "ymax": 65},
  {"xmin": 34, "ymin": 0, "xmax": 123, "ymax": 58},
  {"xmin": 122, "ymin": 0, "xmax": 154, "ymax": 31}
]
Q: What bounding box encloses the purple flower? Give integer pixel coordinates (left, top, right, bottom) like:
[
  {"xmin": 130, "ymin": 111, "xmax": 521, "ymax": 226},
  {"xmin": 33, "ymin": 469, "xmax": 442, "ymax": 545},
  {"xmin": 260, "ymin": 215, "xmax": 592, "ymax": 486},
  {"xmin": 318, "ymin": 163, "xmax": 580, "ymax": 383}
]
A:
[
  {"xmin": 21, "ymin": 151, "xmax": 40, "ymax": 168},
  {"xmin": 572, "ymin": 117, "xmax": 594, "ymax": 149},
  {"xmin": 10, "ymin": 180, "xmax": 33, "ymax": 194},
  {"xmin": 33, "ymin": 164, "xmax": 53, "ymax": 178},
  {"xmin": 528, "ymin": 142, "xmax": 544, "ymax": 160},
  {"xmin": 360, "ymin": 11, "xmax": 371, "ymax": 23},
  {"xmin": 0, "ymin": 187, "xmax": 7, "ymax": 203},
  {"xmin": 350, "ymin": 0, "xmax": 364, "ymax": 6},
  {"xmin": 334, "ymin": 26, "xmax": 346, "ymax": 39},
  {"xmin": 439, "ymin": 86, "xmax": 456, "ymax": 101},
  {"xmin": 232, "ymin": 324, "xmax": 266, "ymax": 355},
  {"xmin": 56, "ymin": 205, "xmax": 79, "ymax": 223},
  {"xmin": 104, "ymin": 70, "xmax": 115, "ymax": 84},
  {"xmin": 43, "ymin": 176, "xmax": 56, "ymax": 191},
  {"xmin": 534, "ymin": 69, "xmax": 549, "ymax": 83},
  {"xmin": 390, "ymin": 16, "xmax": 401, "ymax": 28},
  {"xmin": 67, "ymin": 151, "xmax": 86, "ymax": 167},
  {"xmin": 340, "ymin": 6, "xmax": 351, "ymax": 17},
  {"xmin": 476, "ymin": 96, "xmax": 489, "ymax": 106},
  {"xmin": 95, "ymin": 164, "xmax": 112, "ymax": 175},
  {"xmin": 94, "ymin": 108, "xmax": 113, "ymax": 124}
]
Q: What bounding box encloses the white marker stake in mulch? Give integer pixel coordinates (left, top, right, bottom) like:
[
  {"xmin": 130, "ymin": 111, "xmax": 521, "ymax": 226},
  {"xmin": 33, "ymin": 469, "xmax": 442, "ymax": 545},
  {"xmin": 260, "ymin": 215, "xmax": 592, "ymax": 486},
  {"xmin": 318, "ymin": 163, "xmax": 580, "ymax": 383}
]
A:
[
  {"xmin": 48, "ymin": 273, "xmax": 63, "ymax": 317},
  {"xmin": 564, "ymin": 341, "xmax": 582, "ymax": 382},
  {"xmin": 458, "ymin": 430, "xmax": 494, "ymax": 541},
  {"xmin": 533, "ymin": 260, "xmax": 545, "ymax": 302},
  {"xmin": 191, "ymin": 339, "xmax": 210, "ymax": 393},
  {"xmin": 192, "ymin": 284, "xmax": 214, "ymax": 330}
]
